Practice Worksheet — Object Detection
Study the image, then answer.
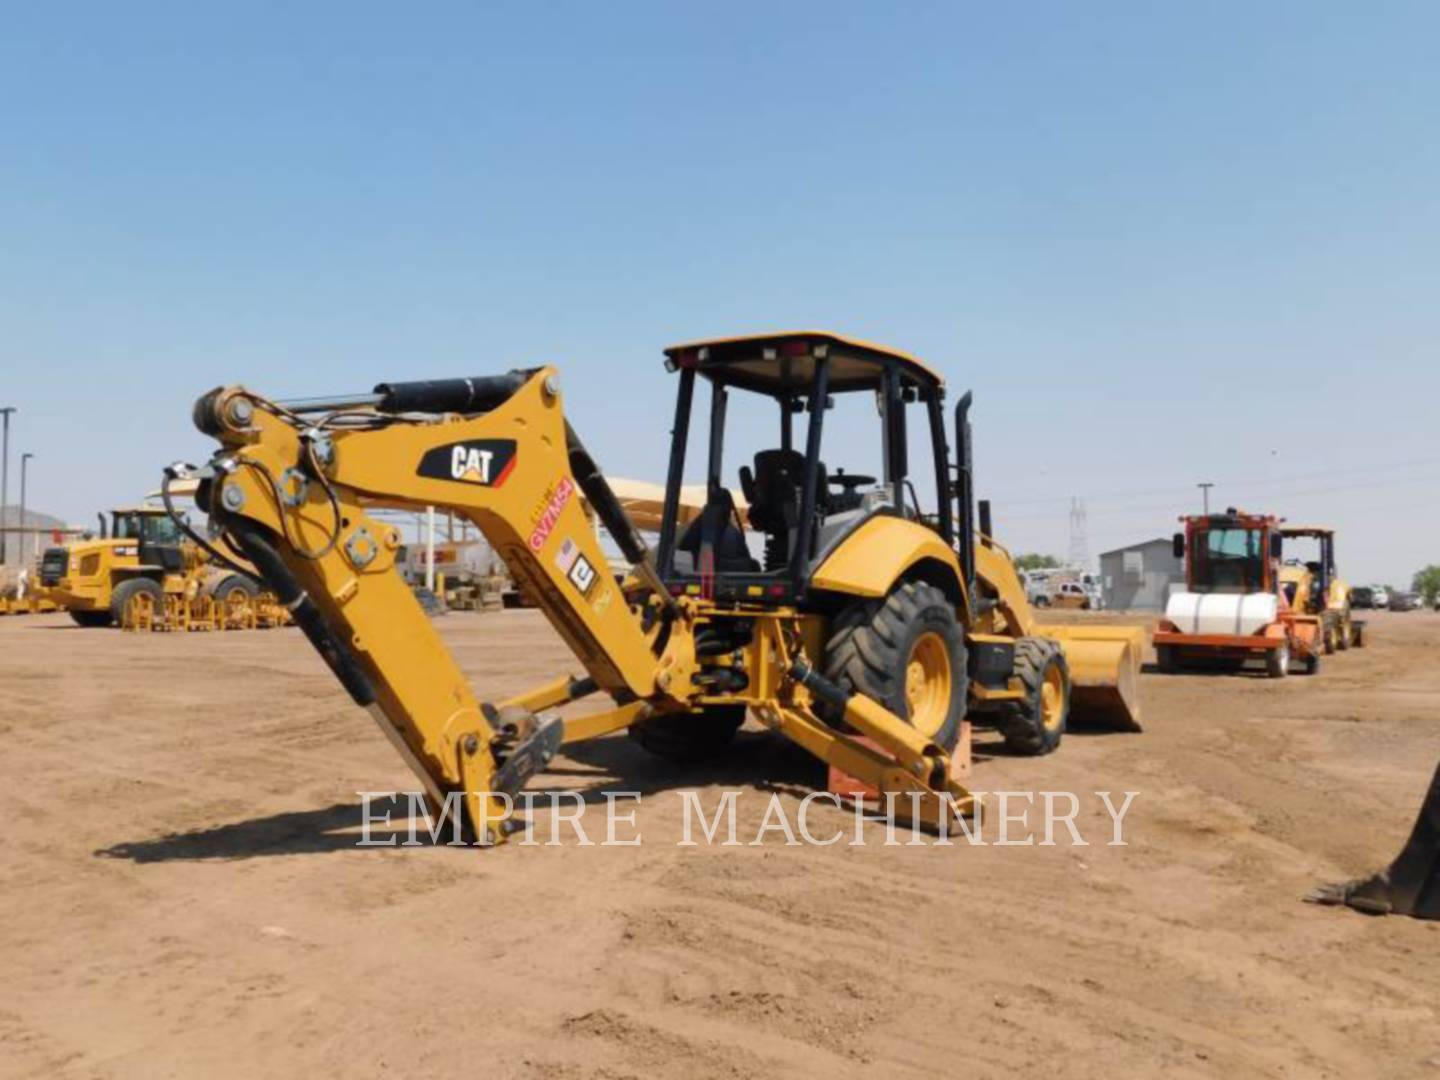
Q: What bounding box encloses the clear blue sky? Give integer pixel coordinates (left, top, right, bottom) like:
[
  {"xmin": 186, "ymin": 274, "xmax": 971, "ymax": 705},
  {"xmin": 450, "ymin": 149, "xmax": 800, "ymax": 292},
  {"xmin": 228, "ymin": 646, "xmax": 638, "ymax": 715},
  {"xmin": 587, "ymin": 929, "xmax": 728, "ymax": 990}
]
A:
[{"xmin": 1, "ymin": 1, "xmax": 1436, "ymax": 584}]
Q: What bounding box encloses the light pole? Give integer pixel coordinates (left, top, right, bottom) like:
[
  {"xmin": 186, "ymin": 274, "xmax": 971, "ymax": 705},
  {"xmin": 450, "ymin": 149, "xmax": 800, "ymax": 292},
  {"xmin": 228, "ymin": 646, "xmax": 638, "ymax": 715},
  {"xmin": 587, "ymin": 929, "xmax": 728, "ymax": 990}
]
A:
[
  {"xmin": 0, "ymin": 406, "xmax": 14, "ymax": 565},
  {"xmin": 1197, "ymin": 481, "xmax": 1214, "ymax": 515},
  {"xmin": 19, "ymin": 452, "xmax": 33, "ymax": 564}
]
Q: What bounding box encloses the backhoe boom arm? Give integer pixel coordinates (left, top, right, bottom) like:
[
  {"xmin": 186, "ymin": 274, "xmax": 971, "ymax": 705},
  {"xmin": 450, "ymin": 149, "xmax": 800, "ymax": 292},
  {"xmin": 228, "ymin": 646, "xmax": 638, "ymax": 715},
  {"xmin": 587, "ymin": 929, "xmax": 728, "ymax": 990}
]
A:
[{"xmin": 190, "ymin": 369, "xmax": 680, "ymax": 839}]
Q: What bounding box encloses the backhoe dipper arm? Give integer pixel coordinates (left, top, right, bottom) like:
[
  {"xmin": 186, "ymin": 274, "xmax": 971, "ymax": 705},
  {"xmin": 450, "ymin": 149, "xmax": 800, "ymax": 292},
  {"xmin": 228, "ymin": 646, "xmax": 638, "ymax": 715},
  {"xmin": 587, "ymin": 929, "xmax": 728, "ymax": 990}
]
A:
[{"xmin": 189, "ymin": 368, "xmax": 682, "ymax": 842}]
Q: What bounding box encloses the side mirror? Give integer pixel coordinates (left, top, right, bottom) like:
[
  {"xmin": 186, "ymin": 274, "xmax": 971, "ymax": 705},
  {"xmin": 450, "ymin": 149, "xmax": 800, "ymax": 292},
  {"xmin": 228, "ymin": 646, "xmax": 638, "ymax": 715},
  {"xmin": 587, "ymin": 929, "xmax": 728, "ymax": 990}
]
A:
[
  {"xmin": 1172, "ymin": 532, "xmax": 1185, "ymax": 559},
  {"xmin": 1270, "ymin": 533, "xmax": 1283, "ymax": 559}
]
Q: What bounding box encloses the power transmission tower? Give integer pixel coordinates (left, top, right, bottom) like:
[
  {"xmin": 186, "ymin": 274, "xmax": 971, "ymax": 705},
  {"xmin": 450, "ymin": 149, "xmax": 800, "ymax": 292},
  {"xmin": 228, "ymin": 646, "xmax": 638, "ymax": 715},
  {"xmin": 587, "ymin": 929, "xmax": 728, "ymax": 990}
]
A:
[{"xmin": 1068, "ymin": 496, "xmax": 1089, "ymax": 569}]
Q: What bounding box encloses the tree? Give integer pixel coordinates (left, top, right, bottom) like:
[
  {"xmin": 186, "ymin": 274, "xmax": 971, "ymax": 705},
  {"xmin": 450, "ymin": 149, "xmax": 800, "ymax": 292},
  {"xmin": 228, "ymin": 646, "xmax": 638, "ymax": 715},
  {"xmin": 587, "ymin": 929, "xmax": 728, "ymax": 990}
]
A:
[
  {"xmin": 1015, "ymin": 553, "xmax": 1061, "ymax": 572},
  {"xmin": 1413, "ymin": 565, "xmax": 1440, "ymax": 606}
]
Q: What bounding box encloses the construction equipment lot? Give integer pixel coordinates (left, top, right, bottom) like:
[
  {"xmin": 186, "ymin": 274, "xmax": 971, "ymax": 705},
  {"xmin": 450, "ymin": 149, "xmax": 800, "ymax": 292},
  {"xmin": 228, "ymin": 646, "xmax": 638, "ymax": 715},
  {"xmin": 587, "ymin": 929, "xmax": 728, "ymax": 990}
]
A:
[{"xmin": 2, "ymin": 610, "xmax": 1438, "ymax": 1079}]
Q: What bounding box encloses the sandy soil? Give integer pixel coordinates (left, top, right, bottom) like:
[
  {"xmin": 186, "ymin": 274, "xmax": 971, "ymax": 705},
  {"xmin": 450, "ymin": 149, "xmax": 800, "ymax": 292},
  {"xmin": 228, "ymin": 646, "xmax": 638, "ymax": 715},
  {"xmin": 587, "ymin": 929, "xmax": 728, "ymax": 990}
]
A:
[{"xmin": 1, "ymin": 607, "xmax": 1438, "ymax": 1079}]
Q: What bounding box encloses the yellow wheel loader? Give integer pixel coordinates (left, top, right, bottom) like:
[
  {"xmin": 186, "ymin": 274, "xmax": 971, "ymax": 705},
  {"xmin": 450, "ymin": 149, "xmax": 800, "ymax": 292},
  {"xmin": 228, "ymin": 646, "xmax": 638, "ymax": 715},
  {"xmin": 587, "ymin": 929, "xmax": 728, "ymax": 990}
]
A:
[
  {"xmin": 38, "ymin": 506, "xmax": 261, "ymax": 627},
  {"xmin": 174, "ymin": 331, "xmax": 1142, "ymax": 842}
]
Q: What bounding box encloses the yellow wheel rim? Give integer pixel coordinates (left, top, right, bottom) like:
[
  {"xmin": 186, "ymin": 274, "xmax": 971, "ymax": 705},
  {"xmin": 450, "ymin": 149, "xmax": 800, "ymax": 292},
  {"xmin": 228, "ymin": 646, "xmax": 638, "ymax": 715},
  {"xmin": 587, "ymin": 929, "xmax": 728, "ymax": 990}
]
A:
[
  {"xmin": 1040, "ymin": 663, "xmax": 1065, "ymax": 732},
  {"xmin": 904, "ymin": 631, "xmax": 952, "ymax": 739}
]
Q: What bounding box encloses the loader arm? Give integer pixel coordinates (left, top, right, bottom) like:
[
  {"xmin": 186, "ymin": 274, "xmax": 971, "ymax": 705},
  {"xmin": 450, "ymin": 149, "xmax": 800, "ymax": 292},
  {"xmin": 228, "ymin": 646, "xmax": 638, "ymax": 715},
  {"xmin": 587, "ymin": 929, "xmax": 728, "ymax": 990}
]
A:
[{"xmin": 187, "ymin": 369, "xmax": 690, "ymax": 840}]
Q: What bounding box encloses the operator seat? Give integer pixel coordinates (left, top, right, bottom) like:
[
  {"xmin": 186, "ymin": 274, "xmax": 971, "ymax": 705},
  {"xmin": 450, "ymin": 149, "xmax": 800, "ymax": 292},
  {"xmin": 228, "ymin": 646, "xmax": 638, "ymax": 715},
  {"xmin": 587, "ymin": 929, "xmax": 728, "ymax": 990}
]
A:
[
  {"xmin": 739, "ymin": 450, "xmax": 827, "ymax": 572},
  {"xmin": 675, "ymin": 486, "xmax": 757, "ymax": 574}
]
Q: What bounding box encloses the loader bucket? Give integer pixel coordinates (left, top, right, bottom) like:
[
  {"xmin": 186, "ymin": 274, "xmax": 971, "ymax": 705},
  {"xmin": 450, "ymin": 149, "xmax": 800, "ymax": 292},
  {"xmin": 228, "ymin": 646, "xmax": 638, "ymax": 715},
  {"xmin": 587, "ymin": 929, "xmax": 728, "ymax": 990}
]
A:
[{"xmin": 1035, "ymin": 623, "xmax": 1144, "ymax": 732}]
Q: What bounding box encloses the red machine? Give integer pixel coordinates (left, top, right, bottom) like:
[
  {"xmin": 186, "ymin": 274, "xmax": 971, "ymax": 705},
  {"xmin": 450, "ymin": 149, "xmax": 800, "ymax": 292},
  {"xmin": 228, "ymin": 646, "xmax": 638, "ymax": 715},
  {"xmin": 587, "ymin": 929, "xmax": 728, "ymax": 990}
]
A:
[{"xmin": 1152, "ymin": 510, "xmax": 1323, "ymax": 678}]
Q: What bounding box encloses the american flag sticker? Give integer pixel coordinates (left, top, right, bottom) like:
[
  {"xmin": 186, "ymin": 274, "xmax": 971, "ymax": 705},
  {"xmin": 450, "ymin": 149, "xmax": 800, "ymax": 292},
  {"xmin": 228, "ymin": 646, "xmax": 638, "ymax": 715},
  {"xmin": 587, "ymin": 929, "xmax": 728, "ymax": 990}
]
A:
[{"xmin": 554, "ymin": 537, "xmax": 580, "ymax": 574}]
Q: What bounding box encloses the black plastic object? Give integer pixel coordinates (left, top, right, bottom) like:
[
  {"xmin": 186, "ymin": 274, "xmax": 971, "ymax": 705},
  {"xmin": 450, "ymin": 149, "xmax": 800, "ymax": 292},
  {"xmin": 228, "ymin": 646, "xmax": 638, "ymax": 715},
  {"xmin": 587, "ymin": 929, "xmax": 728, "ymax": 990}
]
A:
[
  {"xmin": 373, "ymin": 371, "xmax": 532, "ymax": 414},
  {"xmin": 788, "ymin": 656, "xmax": 850, "ymax": 714},
  {"xmin": 566, "ymin": 422, "xmax": 649, "ymax": 569},
  {"xmin": 226, "ymin": 518, "xmax": 378, "ymax": 709},
  {"xmin": 1309, "ymin": 760, "xmax": 1440, "ymax": 919}
]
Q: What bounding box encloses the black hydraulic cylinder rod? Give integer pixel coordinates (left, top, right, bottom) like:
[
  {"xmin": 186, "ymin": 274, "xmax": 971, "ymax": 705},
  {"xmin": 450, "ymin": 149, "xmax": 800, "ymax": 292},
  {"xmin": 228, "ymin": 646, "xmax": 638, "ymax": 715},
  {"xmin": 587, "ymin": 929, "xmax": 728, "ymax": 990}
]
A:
[
  {"xmin": 226, "ymin": 518, "xmax": 378, "ymax": 709},
  {"xmin": 566, "ymin": 423, "xmax": 677, "ymax": 612},
  {"xmin": 789, "ymin": 656, "xmax": 850, "ymax": 714},
  {"xmin": 566, "ymin": 424, "xmax": 649, "ymax": 569},
  {"xmin": 372, "ymin": 370, "xmax": 533, "ymax": 414}
]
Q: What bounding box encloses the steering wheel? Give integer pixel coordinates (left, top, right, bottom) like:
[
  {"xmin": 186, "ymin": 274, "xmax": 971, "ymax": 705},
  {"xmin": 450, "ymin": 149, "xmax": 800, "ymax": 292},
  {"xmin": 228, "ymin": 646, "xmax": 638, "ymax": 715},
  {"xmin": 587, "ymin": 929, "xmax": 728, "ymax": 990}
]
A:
[{"xmin": 828, "ymin": 470, "xmax": 876, "ymax": 494}]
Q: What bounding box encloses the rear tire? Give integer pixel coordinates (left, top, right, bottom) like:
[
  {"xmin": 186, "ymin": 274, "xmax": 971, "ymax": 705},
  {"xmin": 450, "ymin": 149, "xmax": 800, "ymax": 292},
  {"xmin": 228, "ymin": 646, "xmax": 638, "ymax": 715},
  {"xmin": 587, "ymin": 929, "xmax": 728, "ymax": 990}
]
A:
[
  {"xmin": 1156, "ymin": 644, "xmax": 1179, "ymax": 674},
  {"xmin": 995, "ymin": 637, "xmax": 1069, "ymax": 756},
  {"xmin": 1266, "ymin": 642, "xmax": 1290, "ymax": 678},
  {"xmin": 69, "ymin": 609, "xmax": 113, "ymax": 628},
  {"xmin": 821, "ymin": 580, "xmax": 967, "ymax": 754},
  {"xmin": 110, "ymin": 578, "xmax": 165, "ymax": 627},
  {"xmin": 629, "ymin": 706, "xmax": 746, "ymax": 762}
]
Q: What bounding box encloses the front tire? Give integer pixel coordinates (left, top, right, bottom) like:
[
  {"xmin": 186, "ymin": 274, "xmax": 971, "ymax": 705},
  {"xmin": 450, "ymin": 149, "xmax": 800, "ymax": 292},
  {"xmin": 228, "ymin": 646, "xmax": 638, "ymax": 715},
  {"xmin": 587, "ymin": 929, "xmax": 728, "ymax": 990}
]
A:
[
  {"xmin": 1266, "ymin": 642, "xmax": 1290, "ymax": 678},
  {"xmin": 821, "ymin": 580, "xmax": 968, "ymax": 754},
  {"xmin": 110, "ymin": 578, "xmax": 165, "ymax": 627},
  {"xmin": 211, "ymin": 574, "xmax": 259, "ymax": 605},
  {"xmin": 995, "ymin": 637, "xmax": 1069, "ymax": 756}
]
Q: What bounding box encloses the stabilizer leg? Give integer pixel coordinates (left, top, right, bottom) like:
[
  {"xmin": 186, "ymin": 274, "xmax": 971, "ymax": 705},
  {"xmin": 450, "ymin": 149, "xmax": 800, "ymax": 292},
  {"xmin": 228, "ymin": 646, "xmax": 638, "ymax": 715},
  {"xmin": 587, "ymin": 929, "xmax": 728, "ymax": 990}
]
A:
[{"xmin": 756, "ymin": 653, "xmax": 976, "ymax": 831}]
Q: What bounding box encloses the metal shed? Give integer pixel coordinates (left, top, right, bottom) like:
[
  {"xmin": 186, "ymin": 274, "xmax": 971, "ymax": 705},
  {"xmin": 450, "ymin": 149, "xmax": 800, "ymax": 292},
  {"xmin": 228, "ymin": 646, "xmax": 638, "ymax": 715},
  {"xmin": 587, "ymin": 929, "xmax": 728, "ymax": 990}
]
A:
[{"xmin": 1099, "ymin": 537, "xmax": 1184, "ymax": 611}]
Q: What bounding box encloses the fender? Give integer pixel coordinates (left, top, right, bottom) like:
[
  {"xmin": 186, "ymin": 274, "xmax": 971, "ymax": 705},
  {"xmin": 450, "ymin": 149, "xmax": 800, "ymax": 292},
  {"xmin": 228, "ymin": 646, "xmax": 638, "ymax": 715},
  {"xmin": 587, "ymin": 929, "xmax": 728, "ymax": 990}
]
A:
[{"xmin": 810, "ymin": 516, "xmax": 966, "ymax": 609}]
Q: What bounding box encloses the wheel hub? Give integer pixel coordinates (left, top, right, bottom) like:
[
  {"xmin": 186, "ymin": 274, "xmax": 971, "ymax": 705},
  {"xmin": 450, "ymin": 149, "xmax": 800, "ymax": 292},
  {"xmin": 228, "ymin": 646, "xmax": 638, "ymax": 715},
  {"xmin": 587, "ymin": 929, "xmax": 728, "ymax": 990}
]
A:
[{"xmin": 904, "ymin": 631, "xmax": 951, "ymax": 738}]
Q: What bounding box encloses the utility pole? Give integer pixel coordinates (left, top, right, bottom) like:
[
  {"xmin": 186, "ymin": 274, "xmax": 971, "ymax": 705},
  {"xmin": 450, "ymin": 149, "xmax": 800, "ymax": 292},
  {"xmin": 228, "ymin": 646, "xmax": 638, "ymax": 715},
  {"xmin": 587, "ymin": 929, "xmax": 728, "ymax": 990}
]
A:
[
  {"xmin": 19, "ymin": 452, "xmax": 33, "ymax": 564},
  {"xmin": 0, "ymin": 406, "xmax": 15, "ymax": 565},
  {"xmin": 1197, "ymin": 481, "xmax": 1214, "ymax": 516}
]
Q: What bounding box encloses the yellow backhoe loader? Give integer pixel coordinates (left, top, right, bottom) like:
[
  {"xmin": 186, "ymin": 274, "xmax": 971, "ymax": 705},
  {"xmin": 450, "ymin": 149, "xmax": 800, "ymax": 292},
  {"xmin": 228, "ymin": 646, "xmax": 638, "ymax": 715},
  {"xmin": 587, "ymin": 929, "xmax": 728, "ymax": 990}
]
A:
[{"xmin": 172, "ymin": 332, "xmax": 1142, "ymax": 841}]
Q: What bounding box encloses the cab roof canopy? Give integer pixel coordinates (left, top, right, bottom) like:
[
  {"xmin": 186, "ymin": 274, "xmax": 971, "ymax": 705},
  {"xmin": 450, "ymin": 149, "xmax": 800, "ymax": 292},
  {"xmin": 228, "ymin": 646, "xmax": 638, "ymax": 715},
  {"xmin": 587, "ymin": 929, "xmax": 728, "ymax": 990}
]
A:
[
  {"xmin": 1279, "ymin": 526, "xmax": 1334, "ymax": 538},
  {"xmin": 662, "ymin": 331, "xmax": 942, "ymax": 396},
  {"xmin": 1184, "ymin": 509, "xmax": 1280, "ymax": 527}
]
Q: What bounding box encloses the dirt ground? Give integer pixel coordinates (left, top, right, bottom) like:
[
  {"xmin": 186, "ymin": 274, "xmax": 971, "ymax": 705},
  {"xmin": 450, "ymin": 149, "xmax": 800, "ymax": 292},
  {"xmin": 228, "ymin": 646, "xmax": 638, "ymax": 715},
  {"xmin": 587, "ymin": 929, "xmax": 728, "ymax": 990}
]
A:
[{"xmin": 1, "ymin": 607, "xmax": 1438, "ymax": 1079}]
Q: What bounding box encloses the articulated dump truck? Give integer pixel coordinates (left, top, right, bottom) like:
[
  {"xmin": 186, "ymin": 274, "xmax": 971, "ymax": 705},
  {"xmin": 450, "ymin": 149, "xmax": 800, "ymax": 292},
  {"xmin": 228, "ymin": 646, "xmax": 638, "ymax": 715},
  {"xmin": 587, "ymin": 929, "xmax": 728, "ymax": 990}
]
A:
[{"xmin": 170, "ymin": 331, "xmax": 1142, "ymax": 841}]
